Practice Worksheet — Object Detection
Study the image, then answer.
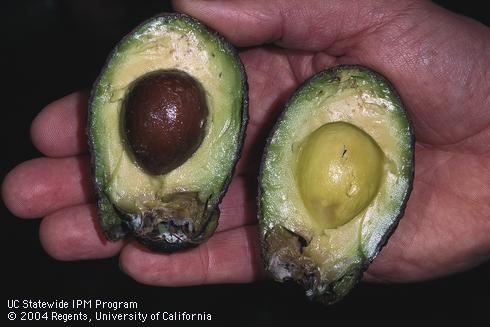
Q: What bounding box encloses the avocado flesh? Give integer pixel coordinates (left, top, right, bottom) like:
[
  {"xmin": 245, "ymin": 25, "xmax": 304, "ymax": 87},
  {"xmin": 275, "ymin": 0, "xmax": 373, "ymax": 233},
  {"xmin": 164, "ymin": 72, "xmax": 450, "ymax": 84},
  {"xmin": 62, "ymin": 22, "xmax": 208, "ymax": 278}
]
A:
[
  {"xmin": 89, "ymin": 14, "xmax": 247, "ymax": 251},
  {"xmin": 259, "ymin": 65, "xmax": 413, "ymax": 303}
]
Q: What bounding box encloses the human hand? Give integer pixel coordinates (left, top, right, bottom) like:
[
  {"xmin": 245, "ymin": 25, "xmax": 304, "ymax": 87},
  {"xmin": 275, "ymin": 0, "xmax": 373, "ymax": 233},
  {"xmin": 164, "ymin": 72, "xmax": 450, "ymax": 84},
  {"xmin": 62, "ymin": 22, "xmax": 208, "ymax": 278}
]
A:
[{"xmin": 2, "ymin": 0, "xmax": 489, "ymax": 286}]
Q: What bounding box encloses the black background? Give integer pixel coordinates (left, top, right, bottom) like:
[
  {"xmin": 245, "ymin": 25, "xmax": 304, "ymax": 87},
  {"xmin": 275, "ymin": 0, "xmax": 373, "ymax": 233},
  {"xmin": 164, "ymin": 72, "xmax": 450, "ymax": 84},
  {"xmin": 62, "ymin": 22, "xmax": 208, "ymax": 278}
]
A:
[{"xmin": 2, "ymin": 1, "xmax": 489, "ymax": 326}]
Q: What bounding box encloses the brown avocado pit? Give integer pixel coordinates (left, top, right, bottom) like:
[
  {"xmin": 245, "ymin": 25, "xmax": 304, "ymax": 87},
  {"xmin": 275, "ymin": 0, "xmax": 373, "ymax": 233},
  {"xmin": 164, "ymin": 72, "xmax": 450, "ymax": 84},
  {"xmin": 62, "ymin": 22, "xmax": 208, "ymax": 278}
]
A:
[{"xmin": 124, "ymin": 69, "xmax": 207, "ymax": 175}]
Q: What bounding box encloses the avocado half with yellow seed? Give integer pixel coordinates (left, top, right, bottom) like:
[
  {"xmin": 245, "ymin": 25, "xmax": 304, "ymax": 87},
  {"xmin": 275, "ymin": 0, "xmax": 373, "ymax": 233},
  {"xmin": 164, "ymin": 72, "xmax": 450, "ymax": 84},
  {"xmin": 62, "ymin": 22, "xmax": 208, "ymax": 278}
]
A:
[
  {"xmin": 259, "ymin": 65, "xmax": 414, "ymax": 303},
  {"xmin": 88, "ymin": 14, "xmax": 248, "ymax": 251}
]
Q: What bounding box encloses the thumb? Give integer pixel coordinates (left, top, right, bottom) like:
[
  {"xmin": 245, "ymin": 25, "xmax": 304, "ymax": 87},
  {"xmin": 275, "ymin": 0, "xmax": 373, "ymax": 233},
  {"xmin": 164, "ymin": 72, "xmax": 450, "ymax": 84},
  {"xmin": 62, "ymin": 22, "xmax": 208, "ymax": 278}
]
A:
[{"xmin": 171, "ymin": 0, "xmax": 409, "ymax": 51}]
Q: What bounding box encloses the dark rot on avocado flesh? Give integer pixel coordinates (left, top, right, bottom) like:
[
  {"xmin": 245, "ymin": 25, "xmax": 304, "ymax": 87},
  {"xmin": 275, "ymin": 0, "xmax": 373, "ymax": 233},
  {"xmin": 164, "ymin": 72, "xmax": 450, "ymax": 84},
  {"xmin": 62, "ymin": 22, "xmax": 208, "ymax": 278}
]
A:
[{"xmin": 124, "ymin": 70, "xmax": 207, "ymax": 175}]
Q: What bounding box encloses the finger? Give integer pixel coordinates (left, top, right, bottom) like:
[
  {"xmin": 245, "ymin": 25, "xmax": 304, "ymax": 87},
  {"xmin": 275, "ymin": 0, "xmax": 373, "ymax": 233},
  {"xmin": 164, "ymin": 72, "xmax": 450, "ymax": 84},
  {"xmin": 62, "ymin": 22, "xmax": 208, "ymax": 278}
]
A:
[
  {"xmin": 39, "ymin": 204, "xmax": 124, "ymax": 261},
  {"xmin": 2, "ymin": 156, "xmax": 94, "ymax": 218},
  {"xmin": 217, "ymin": 176, "xmax": 256, "ymax": 232},
  {"xmin": 172, "ymin": 0, "xmax": 404, "ymax": 50},
  {"xmin": 31, "ymin": 91, "xmax": 89, "ymax": 157},
  {"xmin": 120, "ymin": 225, "xmax": 264, "ymax": 286}
]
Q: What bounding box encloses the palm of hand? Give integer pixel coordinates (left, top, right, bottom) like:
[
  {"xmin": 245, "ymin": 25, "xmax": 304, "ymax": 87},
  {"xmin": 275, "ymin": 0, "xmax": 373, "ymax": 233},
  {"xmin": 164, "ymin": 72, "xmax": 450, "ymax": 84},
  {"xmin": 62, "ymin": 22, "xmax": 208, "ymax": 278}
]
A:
[{"xmin": 2, "ymin": 0, "xmax": 489, "ymax": 286}]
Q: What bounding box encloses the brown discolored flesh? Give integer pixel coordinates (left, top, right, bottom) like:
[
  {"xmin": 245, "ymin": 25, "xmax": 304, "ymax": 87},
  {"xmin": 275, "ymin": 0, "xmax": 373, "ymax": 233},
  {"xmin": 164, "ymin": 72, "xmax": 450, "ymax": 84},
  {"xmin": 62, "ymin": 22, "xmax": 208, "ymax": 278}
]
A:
[
  {"xmin": 124, "ymin": 69, "xmax": 207, "ymax": 175},
  {"xmin": 125, "ymin": 192, "xmax": 220, "ymax": 252}
]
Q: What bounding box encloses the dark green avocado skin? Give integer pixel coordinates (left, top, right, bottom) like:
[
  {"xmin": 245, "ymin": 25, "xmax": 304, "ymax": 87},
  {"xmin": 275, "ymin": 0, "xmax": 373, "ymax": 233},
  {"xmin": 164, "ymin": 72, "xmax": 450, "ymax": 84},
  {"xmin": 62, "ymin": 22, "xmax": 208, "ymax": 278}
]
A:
[
  {"xmin": 258, "ymin": 65, "xmax": 415, "ymax": 304},
  {"xmin": 87, "ymin": 13, "xmax": 248, "ymax": 252}
]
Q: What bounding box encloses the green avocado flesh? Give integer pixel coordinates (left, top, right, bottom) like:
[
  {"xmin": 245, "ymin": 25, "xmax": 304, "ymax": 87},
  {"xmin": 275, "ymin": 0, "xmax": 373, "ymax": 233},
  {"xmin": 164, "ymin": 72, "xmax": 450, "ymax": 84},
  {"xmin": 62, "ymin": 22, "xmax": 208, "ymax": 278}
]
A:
[
  {"xmin": 259, "ymin": 65, "xmax": 414, "ymax": 303},
  {"xmin": 88, "ymin": 14, "xmax": 247, "ymax": 251}
]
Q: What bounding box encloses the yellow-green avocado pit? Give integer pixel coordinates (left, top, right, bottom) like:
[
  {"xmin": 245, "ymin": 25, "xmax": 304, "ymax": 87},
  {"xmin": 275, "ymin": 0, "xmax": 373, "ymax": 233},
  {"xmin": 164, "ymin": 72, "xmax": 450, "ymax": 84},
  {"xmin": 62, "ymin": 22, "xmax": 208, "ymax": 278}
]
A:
[
  {"xmin": 88, "ymin": 14, "xmax": 247, "ymax": 251},
  {"xmin": 297, "ymin": 122, "xmax": 384, "ymax": 230},
  {"xmin": 259, "ymin": 65, "xmax": 414, "ymax": 304}
]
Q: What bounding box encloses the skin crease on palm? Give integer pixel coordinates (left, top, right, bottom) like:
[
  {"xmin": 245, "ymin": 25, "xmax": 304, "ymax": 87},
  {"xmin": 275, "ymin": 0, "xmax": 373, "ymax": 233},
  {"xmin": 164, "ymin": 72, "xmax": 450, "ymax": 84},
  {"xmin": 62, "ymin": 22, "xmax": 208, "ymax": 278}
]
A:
[{"xmin": 2, "ymin": 0, "xmax": 490, "ymax": 287}]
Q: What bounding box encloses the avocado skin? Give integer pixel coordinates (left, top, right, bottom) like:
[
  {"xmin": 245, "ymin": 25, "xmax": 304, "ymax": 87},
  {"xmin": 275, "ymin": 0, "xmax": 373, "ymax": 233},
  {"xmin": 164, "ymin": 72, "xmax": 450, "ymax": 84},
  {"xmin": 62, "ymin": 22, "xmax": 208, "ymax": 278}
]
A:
[
  {"xmin": 258, "ymin": 65, "xmax": 414, "ymax": 304},
  {"xmin": 87, "ymin": 13, "xmax": 248, "ymax": 251}
]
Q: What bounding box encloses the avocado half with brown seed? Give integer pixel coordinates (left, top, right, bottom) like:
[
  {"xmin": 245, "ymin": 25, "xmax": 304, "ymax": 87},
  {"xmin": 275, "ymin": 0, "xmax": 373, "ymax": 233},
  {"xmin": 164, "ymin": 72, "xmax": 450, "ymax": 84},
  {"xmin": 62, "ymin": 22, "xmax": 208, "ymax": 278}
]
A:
[
  {"xmin": 88, "ymin": 14, "xmax": 248, "ymax": 251},
  {"xmin": 259, "ymin": 65, "xmax": 414, "ymax": 303}
]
